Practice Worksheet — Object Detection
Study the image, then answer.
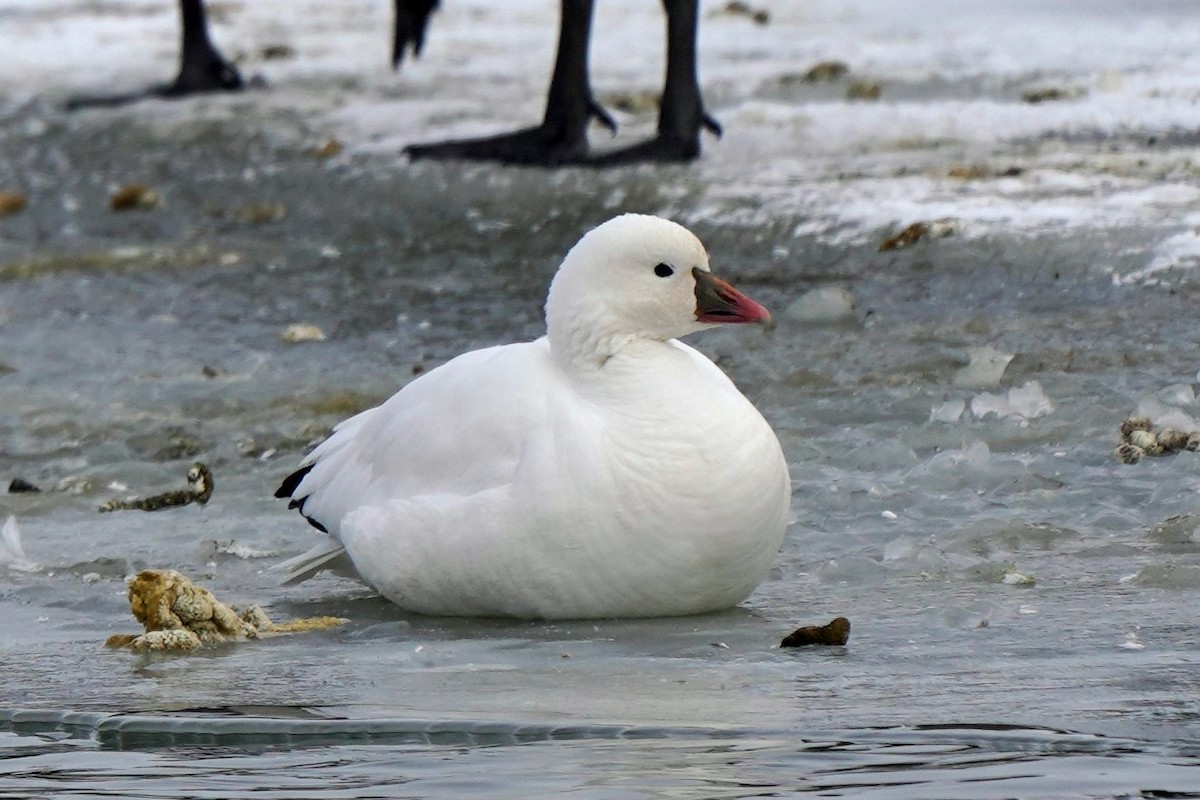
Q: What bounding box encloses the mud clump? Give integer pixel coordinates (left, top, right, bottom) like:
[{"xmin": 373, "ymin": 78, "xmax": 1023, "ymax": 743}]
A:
[
  {"xmin": 106, "ymin": 569, "xmax": 346, "ymax": 651},
  {"xmin": 781, "ymin": 617, "xmax": 851, "ymax": 647}
]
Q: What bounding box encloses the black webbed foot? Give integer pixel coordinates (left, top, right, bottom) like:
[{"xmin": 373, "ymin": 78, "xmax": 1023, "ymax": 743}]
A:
[
  {"xmin": 63, "ymin": 64, "xmax": 251, "ymax": 112},
  {"xmin": 65, "ymin": 0, "xmax": 247, "ymax": 111},
  {"xmin": 589, "ymin": 111, "xmax": 720, "ymax": 165},
  {"xmin": 405, "ymin": 101, "xmax": 616, "ymax": 166}
]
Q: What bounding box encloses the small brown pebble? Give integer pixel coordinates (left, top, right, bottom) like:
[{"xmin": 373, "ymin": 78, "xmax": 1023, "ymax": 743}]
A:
[
  {"xmin": 0, "ymin": 191, "xmax": 27, "ymax": 216},
  {"xmin": 880, "ymin": 222, "xmax": 929, "ymax": 252},
  {"xmin": 238, "ymin": 202, "xmax": 286, "ymax": 224},
  {"xmin": 846, "ymin": 80, "xmax": 881, "ymax": 100},
  {"xmin": 260, "ymin": 44, "xmax": 295, "ymax": 60},
  {"xmin": 1120, "ymin": 416, "xmax": 1153, "ymax": 440},
  {"xmin": 1021, "ymin": 87, "xmax": 1085, "ymax": 104},
  {"xmin": 947, "ymin": 164, "xmax": 1025, "ymax": 180},
  {"xmin": 947, "ymin": 164, "xmax": 990, "ymax": 180},
  {"xmin": 8, "ymin": 478, "xmax": 41, "ymax": 493},
  {"xmin": 717, "ymin": 1, "xmax": 769, "ymax": 24},
  {"xmin": 1115, "ymin": 442, "xmax": 1143, "ymax": 464},
  {"xmin": 602, "ymin": 90, "xmax": 660, "ymax": 114},
  {"xmin": 781, "ymin": 616, "xmax": 850, "ymax": 647},
  {"xmin": 109, "ymin": 184, "xmax": 159, "ymax": 211},
  {"xmin": 802, "ymin": 61, "xmax": 850, "ymax": 82},
  {"xmin": 313, "ymin": 138, "xmax": 343, "ymax": 159},
  {"xmin": 1187, "ymin": 432, "xmax": 1200, "ymax": 452}
]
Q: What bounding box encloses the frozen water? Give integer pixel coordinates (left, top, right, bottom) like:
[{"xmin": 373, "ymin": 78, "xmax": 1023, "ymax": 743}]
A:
[
  {"xmin": 952, "ymin": 345, "xmax": 1014, "ymax": 389},
  {"xmin": 4, "ymin": 0, "xmax": 1200, "ymax": 796},
  {"xmin": 969, "ymin": 380, "xmax": 1055, "ymax": 421},
  {"xmin": 783, "ymin": 285, "xmax": 857, "ymax": 325}
]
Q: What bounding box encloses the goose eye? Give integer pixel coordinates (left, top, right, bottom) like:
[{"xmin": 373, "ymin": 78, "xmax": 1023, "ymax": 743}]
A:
[{"xmin": 654, "ymin": 263, "xmax": 674, "ymax": 278}]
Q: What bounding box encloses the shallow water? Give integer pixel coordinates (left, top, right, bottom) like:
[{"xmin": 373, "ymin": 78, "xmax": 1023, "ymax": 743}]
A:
[{"xmin": 4, "ymin": 0, "xmax": 1200, "ymax": 797}]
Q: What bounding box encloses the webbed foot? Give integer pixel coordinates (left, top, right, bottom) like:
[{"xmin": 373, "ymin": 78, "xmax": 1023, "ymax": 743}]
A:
[
  {"xmin": 405, "ymin": 100, "xmax": 616, "ymax": 166},
  {"xmin": 589, "ymin": 112, "xmax": 721, "ymax": 165}
]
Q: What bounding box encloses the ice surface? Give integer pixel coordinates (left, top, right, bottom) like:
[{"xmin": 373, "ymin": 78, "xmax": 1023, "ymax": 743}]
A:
[
  {"xmin": 970, "ymin": 381, "xmax": 1055, "ymax": 421},
  {"xmin": 783, "ymin": 286, "xmax": 857, "ymax": 325},
  {"xmin": 4, "ymin": 0, "xmax": 1200, "ymax": 796},
  {"xmin": 953, "ymin": 345, "xmax": 1014, "ymax": 389}
]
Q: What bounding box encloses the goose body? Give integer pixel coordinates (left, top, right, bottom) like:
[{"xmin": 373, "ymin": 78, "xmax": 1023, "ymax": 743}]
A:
[{"xmin": 277, "ymin": 214, "xmax": 790, "ymax": 619}]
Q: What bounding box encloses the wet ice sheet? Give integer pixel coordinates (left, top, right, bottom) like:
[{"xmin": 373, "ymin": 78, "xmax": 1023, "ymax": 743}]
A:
[
  {"xmin": 4, "ymin": 0, "xmax": 1200, "ymax": 797},
  {"xmin": 4, "ymin": 0, "xmax": 1200, "ymax": 277},
  {"xmin": 4, "ymin": 719, "xmax": 1200, "ymax": 799}
]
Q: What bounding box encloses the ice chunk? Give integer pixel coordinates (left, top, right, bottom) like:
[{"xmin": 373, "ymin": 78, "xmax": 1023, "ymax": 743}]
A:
[
  {"xmin": 816, "ymin": 556, "xmax": 886, "ymax": 586},
  {"xmin": 1119, "ymin": 632, "xmax": 1145, "ymax": 650},
  {"xmin": 929, "ymin": 398, "xmax": 966, "ymax": 423},
  {"xmin": 953, "ymin": 346, "xmax": 1014, "ymax": 389},
  {"xmin": 784, "ymin": 286, "xmax": 857, "ymax": 326},
  {"xmin": 1156, "ymin": 383, "xmax": 1195, "ymax": 407},
  {"xmin": 938, "ymin": 602, "xmax": 995, "ymax": 629},
  {"xmin": 1124, "ymin": 563, "xmax": 1200, "ymax": 589},
  {"xmin": 913, "ymin": 440, "xmax": 992, "ymax": 479},
  {"xmin": 0, "ymin": 517, "xmax": 39, "ymax": 573},
  {"xmin": 1133, "ymin": 398, "xmax": 1199, "ymax": 433},
  {"xmin": 1000, "ymin": 567, "xmax": 1036, "ymax": 585},
  {"xmin": 971, "ymin": 381, "xmax": 1054, "ymax": 420}
]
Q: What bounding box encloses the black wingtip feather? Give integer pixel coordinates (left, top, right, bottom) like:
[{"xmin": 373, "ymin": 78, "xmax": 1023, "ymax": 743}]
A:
[
  {"xmin": 276, "ymin": 464, "xmax": 328, "ymax": 533},
  {"xmin": 276, "ymin": 464, "xmax": 314, "ymax": 499}
]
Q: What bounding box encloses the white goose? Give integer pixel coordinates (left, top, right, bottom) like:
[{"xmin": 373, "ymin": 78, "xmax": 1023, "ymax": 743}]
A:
[{"xmin": 276, "ymin": 214, "xmax": 790, "ymax": 619}]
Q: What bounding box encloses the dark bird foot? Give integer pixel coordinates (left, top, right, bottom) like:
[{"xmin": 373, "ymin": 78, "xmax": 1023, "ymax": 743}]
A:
[
  {"xmin": 64, "ymin": 90, "xmax": 159, "ymax": 111},
  {"xmin": 405, "ymin": 125, "xmax": 589, "ymax": 166},
  {"xmin": 64, "ymin": 63, "xmax": 252, "ymax": 111},
  {"xmin": 156, "ymin": 55, "xmax": 246, "ymax": 98},
  {"xmin": 406, "ymin": 99, "xmax": 615, "ymax": 166},
  {"xmin": 589, "ymin": 112, "xmax": 721, "ymax": 166}
]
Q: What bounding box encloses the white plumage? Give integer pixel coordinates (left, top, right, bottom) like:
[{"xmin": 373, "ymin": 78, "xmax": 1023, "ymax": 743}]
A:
[{"xmin": 276, "ymin": 214, "xmax": 790, "ymax": 619}]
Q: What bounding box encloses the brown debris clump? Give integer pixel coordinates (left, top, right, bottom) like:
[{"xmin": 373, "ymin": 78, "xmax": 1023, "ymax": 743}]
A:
[
  {"xmin": 800, "ymin": 61, "xmax": 850, "ymax": 83},
  {"xmin": 781, "ymin": 616, "xmax": 851, "ymax": 647},
  {"xmin": 1115, "ymin": 416, "xmax": 1200, "ymax": 464},
  {"xmin": 1021, "ymin": 87, "xmax": 1086, "ymax": 104},
  {"xmin": 714, "ymin": 1, "xmax": 769, "ymax": 25},
  {"xmin": 846, "ymin": 80, "xmax": 882, "ymax": 100},
  {"xmin": 313, "ymin": 138, "xmax": 343, "ymax": 159},
  {"xmin": 947, "ymin": 164, "xmax": 1024, "ymax": 180},
  {"xmin": 99, "ymin": 463, "xmax": 213, "ymax": 513},
  {"xmin": 109, "ymin": 184, "xmax": 160, "ymax": 211},
  {"xmin": 106, "ymin": 569, "xmax": 346, "ymax": 652},
  {"xmin": 0, "ymin": 191, "xmax": 27, "ymax": 216},
  {"xmin": 879, "ymin": 218, "xmax": 962, "ymax": 252},
  {"xmin": 237, "ymin": 202, "xmax": 286, "ymax": 224}
]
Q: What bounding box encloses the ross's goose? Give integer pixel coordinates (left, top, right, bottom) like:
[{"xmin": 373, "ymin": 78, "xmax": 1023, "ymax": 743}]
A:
[{"xmin": 276, "ymin": 214, "xmax": 790, "ymax": 619}]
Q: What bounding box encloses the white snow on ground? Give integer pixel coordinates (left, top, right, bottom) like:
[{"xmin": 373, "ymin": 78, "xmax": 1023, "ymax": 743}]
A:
[{"xmin": 3, "ymin": 0, "xmax": 1200, "ymax": 281}]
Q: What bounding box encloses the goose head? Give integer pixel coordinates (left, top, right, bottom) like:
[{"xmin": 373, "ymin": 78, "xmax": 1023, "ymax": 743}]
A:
[{"xmin": 545, "ymin": 214, "xmax": 771, "ymax": 366}]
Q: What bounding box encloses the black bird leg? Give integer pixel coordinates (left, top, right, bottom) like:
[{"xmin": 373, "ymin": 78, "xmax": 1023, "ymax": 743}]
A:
[
  {"xmin": 157, "ymin": 0, "xmax": 244, "ymax": 97},
  {"xmin": 590, "ymin": 0, "xmax": 720, "ymax": 164},
  {"xmin": 405, "ymin": 0, "xmax": 616, "ymax": 166},
  {"xmin": 66, "ymin": 0, "xmax": 244, "ymax": 111},
  {"xmin": 393, "ymin": 0, "xmax": 441, "ymax": 68}
]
